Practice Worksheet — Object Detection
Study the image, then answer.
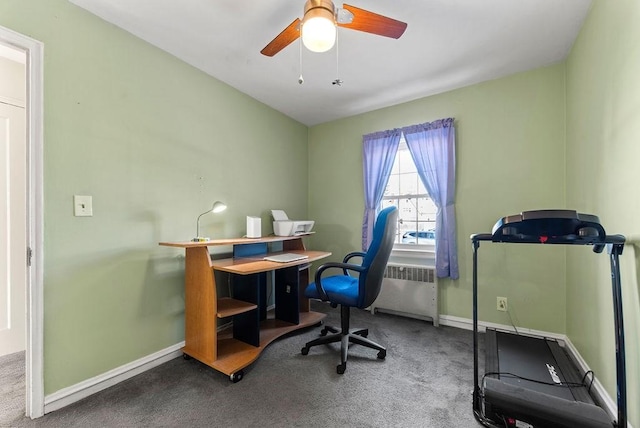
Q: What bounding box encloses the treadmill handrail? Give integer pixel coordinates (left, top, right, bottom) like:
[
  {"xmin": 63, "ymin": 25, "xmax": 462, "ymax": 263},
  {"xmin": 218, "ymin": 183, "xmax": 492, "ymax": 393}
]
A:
[
  {"xmin": 471, "ymin": 207, "xmax": 624, "ymax": 252},
  {"xmin": 471, "ymin": 232, "xmax": 625, "ymax": 251}
]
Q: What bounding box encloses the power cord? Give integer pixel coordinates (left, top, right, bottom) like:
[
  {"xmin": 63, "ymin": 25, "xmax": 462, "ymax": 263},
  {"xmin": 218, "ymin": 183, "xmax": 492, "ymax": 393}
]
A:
[
  {"xmin": 506, "ymin": 307, "xmax": 519, "ymax": 335},
  {"xmin": 582, "ymin": 370, "xmax": 595, "ymax": 392}
]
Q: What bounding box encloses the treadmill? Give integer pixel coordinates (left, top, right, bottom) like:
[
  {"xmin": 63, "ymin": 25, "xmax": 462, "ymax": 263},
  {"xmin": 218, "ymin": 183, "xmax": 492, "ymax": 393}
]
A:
[{"xmin": 471, "ymin": 210, "xmax": 627, "ymax": 428}]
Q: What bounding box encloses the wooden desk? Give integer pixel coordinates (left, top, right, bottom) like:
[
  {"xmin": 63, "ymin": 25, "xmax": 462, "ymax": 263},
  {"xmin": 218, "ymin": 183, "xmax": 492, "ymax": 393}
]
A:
[{"xmin": 159, "ymin": 235, "xmax": 330, "ymax": 382}]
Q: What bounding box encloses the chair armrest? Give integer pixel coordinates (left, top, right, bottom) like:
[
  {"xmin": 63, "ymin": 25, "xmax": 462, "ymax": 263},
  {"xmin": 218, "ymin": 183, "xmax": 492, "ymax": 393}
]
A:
[
  {"xmin": 314, "ymin": 262, "xmax": 366, "ymax": 301},
  {"xmin": 342, "ymin": 252, "xmax": 366, "ymax": 275},
  {"xmin": 343, "ymin": 251, "xmax": 366, "ymax": 262}
]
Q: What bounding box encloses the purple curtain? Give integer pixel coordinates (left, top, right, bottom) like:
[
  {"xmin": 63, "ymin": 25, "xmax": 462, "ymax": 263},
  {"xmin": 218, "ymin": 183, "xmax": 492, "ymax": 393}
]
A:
[
  {"xmin": 402, "ymin": 118, "xmax": 458, "ymax": 279},
  {"xmin": 362, "ymin": 129, "xmax": 401, "ymax": 250}
]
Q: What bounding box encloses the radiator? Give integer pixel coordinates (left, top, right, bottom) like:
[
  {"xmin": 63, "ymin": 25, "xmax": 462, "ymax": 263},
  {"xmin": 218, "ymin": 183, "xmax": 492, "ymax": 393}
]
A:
[{"xmin": 369, "ymin": 264, "xmax": 439, "ymax": 326}]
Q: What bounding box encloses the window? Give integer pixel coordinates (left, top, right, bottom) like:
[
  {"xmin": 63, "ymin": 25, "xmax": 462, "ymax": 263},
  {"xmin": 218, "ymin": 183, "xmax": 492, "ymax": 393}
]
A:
[
  {"xmin": 362, "ymin": 118, "xmax": 457, "ymax": 278},
  {"xmin": 380, "ymin": 137, "xmax": 437, "ymax": 248}
]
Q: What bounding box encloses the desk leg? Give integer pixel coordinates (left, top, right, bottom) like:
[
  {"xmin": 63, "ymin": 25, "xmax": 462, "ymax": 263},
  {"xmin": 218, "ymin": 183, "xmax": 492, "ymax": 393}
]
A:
[
  {"xmin": 275, "ymin": 266, "xmax": 300, "ymax": 324},
  {"xmin": 184, "ymin": 247, "xmax": 217, "ymax": 363},
  {"xmin": 232, "ymin": 273, "xmax": 261, "ymax": 347},
  {"xmin": 283, "ymin": 238, "xmax": 311, "ymax": 313},
  {"xmin": 298, "ymin": 266, "xmax": 310, "ymax": 313}
]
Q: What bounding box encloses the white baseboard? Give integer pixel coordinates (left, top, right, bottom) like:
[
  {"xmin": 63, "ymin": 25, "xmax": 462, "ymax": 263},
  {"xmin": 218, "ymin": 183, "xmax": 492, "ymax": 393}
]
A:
[
  {"xmin": 438, "ymin": 314, "xmax": 565, "ymax": 341},
  {"xmin": 439, "ymin": 315, "xmax": 633, "ymax": 428},
  {"xmin": 42, "ymin": 312, "xmax": 272, "ymax": 415},
  {"xmin": 44, "ymin": 342, "xmax": 185, "ymax": 414}
]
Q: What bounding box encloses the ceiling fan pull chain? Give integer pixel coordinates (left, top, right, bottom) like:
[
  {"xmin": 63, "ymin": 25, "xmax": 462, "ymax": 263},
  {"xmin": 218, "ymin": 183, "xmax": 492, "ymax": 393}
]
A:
[
  {"xmin": 332, "ymin": 28, "xmax": 343, "ymax": 86},
  {"xmin": 298, "ymin": 36, "xmax": 304, "ymax": 85}
]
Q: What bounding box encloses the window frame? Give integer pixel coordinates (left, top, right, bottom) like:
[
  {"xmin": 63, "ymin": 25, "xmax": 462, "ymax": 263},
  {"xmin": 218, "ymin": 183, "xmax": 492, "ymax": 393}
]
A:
[{"xmin": 380, "ymin": 138, "xmax": 436, "ymax": 255}]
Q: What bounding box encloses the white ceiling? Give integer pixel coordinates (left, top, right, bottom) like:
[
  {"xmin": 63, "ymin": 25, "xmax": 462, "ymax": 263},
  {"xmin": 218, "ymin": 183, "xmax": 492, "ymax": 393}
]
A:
[{"xmin": 68, "ymin": 0, "xmax": 592, "ymax": 126}]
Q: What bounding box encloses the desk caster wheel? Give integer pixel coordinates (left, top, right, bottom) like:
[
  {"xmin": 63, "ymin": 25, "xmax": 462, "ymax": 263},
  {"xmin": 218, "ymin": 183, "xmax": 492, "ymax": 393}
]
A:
[
  {"xmin": 337, "ymin": 363, "xmax": 346, "ymax": 374},
  {"xmin": 301, "ymin": 346, "xmax": 309, "ymax": 355},
  {"xmin": 377, "ymin": 350, "xmax": 386, "ymax": 360},
  {"xmin": 183, "ymin": 353, "xmax": 192, "ymax": 360},
  {"xmin": 230, "ymin": 370, "xmax": 244, "ymax": 383}
]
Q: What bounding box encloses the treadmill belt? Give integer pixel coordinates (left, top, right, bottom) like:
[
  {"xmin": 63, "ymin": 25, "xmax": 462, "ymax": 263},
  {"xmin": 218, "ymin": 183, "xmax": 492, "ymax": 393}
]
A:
[
  {"xmin": 496, "ymin": 331, "xmax": 575, "ymax": 400},
  {"xmin": 483, "ymin": 330, "xmax": 612, "ymax": 428}
]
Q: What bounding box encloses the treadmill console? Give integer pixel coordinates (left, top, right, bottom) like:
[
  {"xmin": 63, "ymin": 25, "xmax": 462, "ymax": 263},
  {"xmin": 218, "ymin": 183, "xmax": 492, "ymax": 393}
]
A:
[{"xmin": 490, "ymin": 209, "xmax": 606, "ymax": 245}]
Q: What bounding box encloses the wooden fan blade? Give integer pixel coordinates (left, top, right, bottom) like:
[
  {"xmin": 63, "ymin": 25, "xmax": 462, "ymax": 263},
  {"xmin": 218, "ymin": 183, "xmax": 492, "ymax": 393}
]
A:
[
  {"xmin": 338, "ymin": 4, "xmax": 407, "ymax": 39},
  {"xmin": 261, "ymin": 18, "xmax": 301, "ymax": 57}
]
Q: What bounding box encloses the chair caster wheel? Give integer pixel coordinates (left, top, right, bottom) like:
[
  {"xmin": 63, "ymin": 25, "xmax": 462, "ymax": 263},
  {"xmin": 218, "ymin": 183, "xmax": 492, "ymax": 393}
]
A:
[
  {"xmin": 337, "ymin": 363, "xmax": 346, "ymax": 374},
  {"xmin": 301, "ymin": 346, "xmax": 309, "ymax": 355},
  {"xmin": 377, "ymin": 350, "xmax": 386, "ymax": 360},
  {"xmin": 356, "ymin": 329, "xmax": 369, "ymax": 338},
  {"xmin": 230, "ymin": 370, "xmax": 244, "ymax": 383},
  {"xmin": 183, "ymin": 353, "xmax": 192, "ymax": 360},
  {"xmin": 320, "ymin": 327, "xmax": 329, "ymax": 336}
]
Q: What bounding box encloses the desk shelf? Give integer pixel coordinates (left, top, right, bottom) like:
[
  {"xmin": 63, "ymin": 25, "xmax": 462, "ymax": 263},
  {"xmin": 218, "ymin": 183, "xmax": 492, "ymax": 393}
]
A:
[
  {"xmin": 211, "ymin": 311, "xmax": 325, "ymax": 376},
  {"xmin": 160, "ymin": 235, "xmax": 330, "ymax": 382},
  {"xmin": 216, "ymin": 297, "xmax": 257, "ymax": 318}
]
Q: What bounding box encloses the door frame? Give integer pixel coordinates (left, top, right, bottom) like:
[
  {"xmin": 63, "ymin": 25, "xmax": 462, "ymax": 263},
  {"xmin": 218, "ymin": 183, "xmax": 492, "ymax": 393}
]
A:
[{"xmin": 0, "ymin": 26, "xmax": 44, "ymax": 419}]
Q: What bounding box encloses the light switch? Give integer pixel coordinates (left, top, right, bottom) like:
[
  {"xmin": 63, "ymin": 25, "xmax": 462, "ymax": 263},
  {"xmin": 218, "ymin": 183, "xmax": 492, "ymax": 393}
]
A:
[{"xmin": 74, "ymin": 195, "xmax": 93, "ymax": 217}]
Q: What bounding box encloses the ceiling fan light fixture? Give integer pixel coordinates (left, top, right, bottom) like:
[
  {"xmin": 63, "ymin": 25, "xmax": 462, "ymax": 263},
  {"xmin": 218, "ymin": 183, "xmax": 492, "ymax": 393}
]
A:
[{"xmin": 301, "ymin": 0, "xmax": 336, "ymax": 53}]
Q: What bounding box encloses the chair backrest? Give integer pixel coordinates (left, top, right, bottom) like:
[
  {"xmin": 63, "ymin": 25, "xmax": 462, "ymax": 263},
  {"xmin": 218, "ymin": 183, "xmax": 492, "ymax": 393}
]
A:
[{"xmin": 358, "ymin": 206, "xmax": 398, "ymax": 308}]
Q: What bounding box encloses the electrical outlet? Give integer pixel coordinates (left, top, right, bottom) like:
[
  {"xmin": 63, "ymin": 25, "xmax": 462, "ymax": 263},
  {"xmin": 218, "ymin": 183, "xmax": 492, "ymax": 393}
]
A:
[{"xmin": 497, "ymin": 297, "xmax": 508, "ymax": 312}]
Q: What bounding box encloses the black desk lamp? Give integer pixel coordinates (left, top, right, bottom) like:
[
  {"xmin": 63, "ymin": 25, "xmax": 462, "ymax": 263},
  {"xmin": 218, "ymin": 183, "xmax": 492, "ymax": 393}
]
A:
[{"xmin": 193, "ymin": 201, "xmax": 227, "ymax": 241}]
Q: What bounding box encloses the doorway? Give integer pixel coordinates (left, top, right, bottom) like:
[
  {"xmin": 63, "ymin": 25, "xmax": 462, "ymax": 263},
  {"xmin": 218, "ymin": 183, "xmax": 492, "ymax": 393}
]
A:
[
  {"xmin": 0, "ymin": 43, "xmax": 27, "ymax": 358},
  {"xmin": 0, "ymin": 26, "xmax": 44, "ymax": 419}
]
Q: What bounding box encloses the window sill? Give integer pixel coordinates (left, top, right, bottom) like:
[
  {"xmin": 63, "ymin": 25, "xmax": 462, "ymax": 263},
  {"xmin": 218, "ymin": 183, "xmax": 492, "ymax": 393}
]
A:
[{"xmin": 389, "ymin": 246, "xmax": 435, "ymax": 268}]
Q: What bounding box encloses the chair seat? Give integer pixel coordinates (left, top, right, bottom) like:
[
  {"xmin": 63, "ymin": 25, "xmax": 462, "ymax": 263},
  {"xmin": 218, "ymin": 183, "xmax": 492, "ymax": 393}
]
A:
[{"xmin": 304, "ymin": 275, "xmax": 360, "ymax": 307}]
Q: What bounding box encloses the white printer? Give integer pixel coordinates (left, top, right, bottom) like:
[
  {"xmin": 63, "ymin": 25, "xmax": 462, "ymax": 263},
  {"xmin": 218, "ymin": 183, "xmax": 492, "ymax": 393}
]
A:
[{"xmin": 271, "ymin": 210, "xmax": 314, "ymax": 236}]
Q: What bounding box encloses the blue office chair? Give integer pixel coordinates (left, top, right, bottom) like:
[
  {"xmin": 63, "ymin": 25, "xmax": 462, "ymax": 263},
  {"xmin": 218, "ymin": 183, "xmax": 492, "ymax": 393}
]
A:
[{"xmin": 301, "ymin": 206, "xmax": 398, "ymax": 374}]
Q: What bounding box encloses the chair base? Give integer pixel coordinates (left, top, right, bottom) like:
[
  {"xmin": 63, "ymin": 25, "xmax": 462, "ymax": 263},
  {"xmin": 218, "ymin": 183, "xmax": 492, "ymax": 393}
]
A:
[{"xmin": 301, "ymin": 306, "xmax": 386, "ymax": 374}]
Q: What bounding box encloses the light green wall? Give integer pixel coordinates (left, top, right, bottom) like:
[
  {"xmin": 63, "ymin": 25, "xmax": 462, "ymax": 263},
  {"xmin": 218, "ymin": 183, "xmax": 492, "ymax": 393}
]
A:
[
  {"xmin": 308, "ymin": 64, "xmax": 567, "ymax": 331},
  {"xmin": 0, "ymin": 0, "xmax": 308, "ymax": 394},
  {"xmin": 566, "ymin": 0, "xmax": 640, "ymax": 425}
]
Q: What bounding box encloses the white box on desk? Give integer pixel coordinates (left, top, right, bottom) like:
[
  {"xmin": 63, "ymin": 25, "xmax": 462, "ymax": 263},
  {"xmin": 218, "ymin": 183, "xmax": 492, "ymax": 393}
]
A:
[{"xmin": 246, "ymin": 216, "xmax": 261, "ymax": 238}]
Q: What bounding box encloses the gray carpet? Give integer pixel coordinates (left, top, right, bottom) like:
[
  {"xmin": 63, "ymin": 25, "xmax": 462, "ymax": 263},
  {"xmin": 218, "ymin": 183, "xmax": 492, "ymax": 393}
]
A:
[
  {"xmin": 1, "ymin": 351, "xmax": 24, "ymax": 427},
  {"xmin": 1, "ymin": 302, "xmax": 481, "ymax": 427}
]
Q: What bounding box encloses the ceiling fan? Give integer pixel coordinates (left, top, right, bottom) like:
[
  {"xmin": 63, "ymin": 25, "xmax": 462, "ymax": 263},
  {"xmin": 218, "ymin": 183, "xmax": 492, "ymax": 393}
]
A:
[{"xmin": 260, "ymin": 0, "xmax": 407, "ymax": 57}]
